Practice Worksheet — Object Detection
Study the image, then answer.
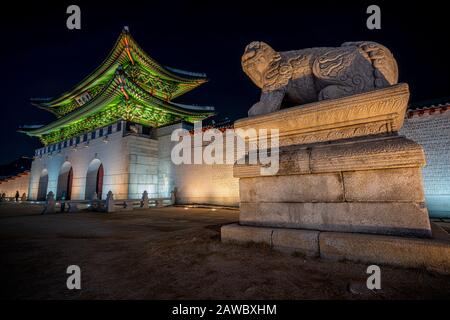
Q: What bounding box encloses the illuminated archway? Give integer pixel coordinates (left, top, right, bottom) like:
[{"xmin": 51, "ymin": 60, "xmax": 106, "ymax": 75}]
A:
[
  {"xmin": 37, "ymin": 169, "xmax": 48, "ymax": 201},
  {"xmin": 85, "ymin": 159, "xmax": 104, "ymax": 200},
  {"xmin": 56, "ymin": 162, "xmax": 73, "ymax": 200}
]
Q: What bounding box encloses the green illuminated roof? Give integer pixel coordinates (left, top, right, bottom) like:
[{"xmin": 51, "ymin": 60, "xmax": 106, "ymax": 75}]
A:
[{"xmin": 21, "ymin": 27, "xmax": 214, "ymax": 145}]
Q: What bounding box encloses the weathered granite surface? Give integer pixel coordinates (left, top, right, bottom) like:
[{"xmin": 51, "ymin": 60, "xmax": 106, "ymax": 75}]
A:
[
  {"xmin": 343, "ymin": 168, "xmax": 425, "ymax": 202},
  {"xmin": 272, "ymin": 228, "xmax": 319, "ymax": 256},
  {"xmin": 239, "ymin": 173, "xmax": 344, "ymax": 203},
  {"xmin": 239, "ymin": 201, "xmax": 430, "ymax": 237},
  {"xmin": 221, "ymin": 223, "xmax": 450, "ymax": 274},
  {"xmin": 222, "ymin": 49, "xmax": 446, "ymax": 271},
  {"xmin": 319, "ymin": 223, "xmax": 450, "ymax": 274},
  {"xmin": 239, "ymin": 168, "xmax": 425, "ymax": 203},
  {"xmin": 234, "ymin": 135, "xmax": 426, "ymax": 177},
  {"xmin": 231, "ymin": 84, "xmax": 431, "ymax": 237},
  {"xmin": 234, "ymin": 134, "xmax": 431, "ymax": 237},
  {"xmin": 221, "ymin": 223, "xmax": 272, "ymax": 246},
  {"xmin": 222, "ymin": 223, "xmax": 320, "ymax": 257},
  {"xmin": 234, "ymin": 83, "xmax": 410, "ymax": 147}
]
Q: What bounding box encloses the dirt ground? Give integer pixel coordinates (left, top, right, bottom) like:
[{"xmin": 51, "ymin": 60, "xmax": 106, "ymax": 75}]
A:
[{"xmin": 0, "ymin": 202, "xmax": 449, "ymax": 300}]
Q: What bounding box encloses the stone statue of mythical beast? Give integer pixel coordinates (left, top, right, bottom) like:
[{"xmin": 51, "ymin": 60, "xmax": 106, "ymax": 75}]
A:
[{"xmin": 242, "ymin": 41, "xmax": 399, "ymax": 116}]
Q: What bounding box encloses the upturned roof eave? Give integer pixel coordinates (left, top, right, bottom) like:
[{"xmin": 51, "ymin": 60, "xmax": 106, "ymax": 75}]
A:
[
  {"xmin": 23, "ymin": 75, "xmax": 122, "ymax": 136},
  {"xmin": 36, "ymin": 33, "xmax": 126, "ymax": 108},
  {"xmin": 35, "ymin": 29, "xmax": 208, "ymax": 109},
  {"xmin": 123, "ymin": 77, "xmax": 215, "ymax": 117},
  {"xmin": 22, "ymin": 74, "xmax": 214, "ymax": 137},
  {"xmin": 126, "ymin": 32, "xmax": 207, "ymax": 83}
]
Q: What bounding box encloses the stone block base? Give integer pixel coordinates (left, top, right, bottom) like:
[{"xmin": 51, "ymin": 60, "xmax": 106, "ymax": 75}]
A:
[
  {"xmin": 239, "ymin": 201, "xmax": 431, "ymax": 238},
  {"xmin": 235, "ymin": 136, "xmax": 431, "ymax": 238},
  {"xmin": 221, "ymin": 223, "xmax": 450, "ymax": 274},
  {"xmin": 220, "ymin": 223, "xmax": 272, "ymax": 245}
]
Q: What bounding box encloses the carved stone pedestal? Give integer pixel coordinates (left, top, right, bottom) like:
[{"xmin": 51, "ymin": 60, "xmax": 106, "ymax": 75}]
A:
[
  {"xmin": 222, "ymin": 84, "xmax": 450, "ymax": 273},
  {"xmin": 235, "ymin": 135, "xmax": 431, "ymax": 237}
]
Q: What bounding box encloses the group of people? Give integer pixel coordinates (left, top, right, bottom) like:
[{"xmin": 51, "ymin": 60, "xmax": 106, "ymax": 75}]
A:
[{"xmin": 0, "ymin": 191, "xmax": 26, "ymax": 202}]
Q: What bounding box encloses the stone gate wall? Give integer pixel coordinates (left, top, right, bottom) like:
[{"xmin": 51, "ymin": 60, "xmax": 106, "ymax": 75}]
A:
[
  {"xmin": 400, "ymin": 106, "xmax": 450, "ymax": 218},
  {"xmin": 0, "ymin": 171, "xmax": 30, "ymax": 199}
]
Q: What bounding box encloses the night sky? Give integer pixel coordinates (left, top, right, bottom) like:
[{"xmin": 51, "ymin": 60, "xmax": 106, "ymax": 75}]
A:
[{"xmin": 1, "ymin": 0, "xmax": 449, "ymax": 164}]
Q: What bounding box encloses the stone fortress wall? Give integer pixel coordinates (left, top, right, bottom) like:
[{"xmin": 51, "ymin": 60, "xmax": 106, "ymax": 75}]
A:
[
  {"xmin": 22, "ymin": 120, "xmax": 240, "ymax": 205},
  {"xmin": 400, "ymin": 103, "xmax": 450, "ymax": 218},
  {"xmin": 174, "ymin": 149, "xmax": 239, "ymax": 206},
  {"xmin": 1, "ymin": 105, "xmax": 447, "ymax": 215},
  {"xmin": 164, "ymin": 123, "xmax": 240, "ymax": 207},
  {"xmin": 173, "ymin": 103, "xmax": 450, "ymax": 211},
  {"xmin": 0, "ymin": 171, "xmax": 30, "ymax": 198},
  {"xmin": 28, "ymin": 121, "xmax": 158, "ymax": 201},
  {"xmin": 174, "ymin": 162, "xmax": 239, "ymax": 207}
]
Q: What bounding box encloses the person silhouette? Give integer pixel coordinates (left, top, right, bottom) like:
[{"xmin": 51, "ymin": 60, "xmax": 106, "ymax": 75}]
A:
[
  {"xmin": 60, "ymin": 191, "xmax": 67, "ymax": 212},
  {"xmin": 15, "ymin": 190, "xmax": 20, "ymax": 202}
]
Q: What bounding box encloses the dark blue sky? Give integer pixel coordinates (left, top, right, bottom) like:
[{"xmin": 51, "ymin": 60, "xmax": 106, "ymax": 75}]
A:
[{"xmin": 1, "ymin": 0, "xmax": 449, "ymax": 164}]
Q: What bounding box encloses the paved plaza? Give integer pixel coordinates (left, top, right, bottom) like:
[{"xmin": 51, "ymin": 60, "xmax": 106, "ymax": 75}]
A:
[{"xmin": 0, "ymin": 203, "xmax": 449, "ymax": 299}]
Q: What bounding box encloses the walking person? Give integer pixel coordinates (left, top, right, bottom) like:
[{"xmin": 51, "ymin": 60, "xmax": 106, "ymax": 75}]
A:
[{"xmin": 15, "ymin": 190, "xmax": 20, "ymax": 202}]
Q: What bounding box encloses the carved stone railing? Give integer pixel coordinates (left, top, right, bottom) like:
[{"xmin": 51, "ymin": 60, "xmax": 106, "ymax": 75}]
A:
[{"xmin": 41, "ymin": 190, "xmax": 175, "ymax": 214}]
